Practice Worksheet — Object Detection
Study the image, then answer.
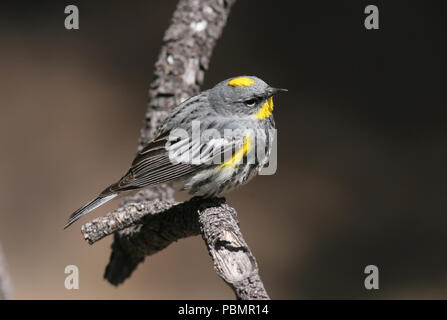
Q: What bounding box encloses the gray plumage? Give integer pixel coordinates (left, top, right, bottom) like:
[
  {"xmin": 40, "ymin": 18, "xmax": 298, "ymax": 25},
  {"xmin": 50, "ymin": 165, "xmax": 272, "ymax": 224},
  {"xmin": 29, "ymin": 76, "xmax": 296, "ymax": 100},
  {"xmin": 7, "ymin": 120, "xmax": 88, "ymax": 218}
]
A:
[{"xmin": 65, "ymin": 76, "xmax": 286, "ymax": 228}]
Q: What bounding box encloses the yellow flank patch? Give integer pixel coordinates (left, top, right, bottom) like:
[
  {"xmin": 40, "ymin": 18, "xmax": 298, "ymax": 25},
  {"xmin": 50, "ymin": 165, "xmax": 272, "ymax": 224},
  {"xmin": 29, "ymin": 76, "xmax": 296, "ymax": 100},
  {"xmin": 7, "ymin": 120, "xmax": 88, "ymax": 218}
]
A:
[
  {"xmin": 255, "ymin": 97, "xmax": 274, "ymax": 120},
  {"xmin": 227, "ymin": 77, "xmax": 254, "ymax": 87},
  {"xmin": 220, "ymin": 135, "xmax": 252, "ymax": 168}
]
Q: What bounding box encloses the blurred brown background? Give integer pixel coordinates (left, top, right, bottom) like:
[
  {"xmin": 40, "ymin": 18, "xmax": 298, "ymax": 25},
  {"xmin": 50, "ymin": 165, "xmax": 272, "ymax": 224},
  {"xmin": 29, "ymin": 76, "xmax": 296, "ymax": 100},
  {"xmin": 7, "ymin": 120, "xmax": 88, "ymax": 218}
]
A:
[{"xmin": 0, "ymin": 0, "xmax": 446, "ymax": 299}]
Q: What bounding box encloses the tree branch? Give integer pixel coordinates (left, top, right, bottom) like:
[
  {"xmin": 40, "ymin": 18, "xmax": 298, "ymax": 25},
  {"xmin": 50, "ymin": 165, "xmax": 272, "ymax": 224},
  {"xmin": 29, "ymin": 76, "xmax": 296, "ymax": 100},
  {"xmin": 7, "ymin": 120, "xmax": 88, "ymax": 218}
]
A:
[
  {"xmin": 197, "ymin": 200, "xmax": 269, "ymax": 300},
  {"xmin": 82, "ymin": 197, "xmax": 269, "ymax": 299},
  {"xmin": 80, "ymin": 0, "xmax": 270, "ymax": 299}
]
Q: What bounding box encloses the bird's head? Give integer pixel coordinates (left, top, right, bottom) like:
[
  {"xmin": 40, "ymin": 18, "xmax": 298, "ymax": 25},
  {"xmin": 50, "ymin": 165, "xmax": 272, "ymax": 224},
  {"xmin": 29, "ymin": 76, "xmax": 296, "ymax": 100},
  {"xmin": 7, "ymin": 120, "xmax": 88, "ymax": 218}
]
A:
[{"xmin": 209, "ymin": 76, "xmax": 287, "ymax": 119}]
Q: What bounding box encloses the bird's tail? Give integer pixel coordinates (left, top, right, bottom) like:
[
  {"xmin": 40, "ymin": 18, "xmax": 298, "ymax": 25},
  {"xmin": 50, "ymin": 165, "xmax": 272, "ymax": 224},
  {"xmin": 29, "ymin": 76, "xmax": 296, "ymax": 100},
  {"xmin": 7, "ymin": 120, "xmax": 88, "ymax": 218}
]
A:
[{"xmin": 64, "ymin": 193, "xmax": 117, "ymax": 229}]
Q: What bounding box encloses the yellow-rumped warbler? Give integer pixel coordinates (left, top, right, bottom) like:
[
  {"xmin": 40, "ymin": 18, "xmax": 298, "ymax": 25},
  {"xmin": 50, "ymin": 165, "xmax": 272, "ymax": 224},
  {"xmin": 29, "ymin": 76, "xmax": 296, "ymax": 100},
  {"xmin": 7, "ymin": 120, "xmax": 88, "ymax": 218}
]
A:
[{"xmin": 65, "ymin": 76, "xmax": 287, "ymax": 228}]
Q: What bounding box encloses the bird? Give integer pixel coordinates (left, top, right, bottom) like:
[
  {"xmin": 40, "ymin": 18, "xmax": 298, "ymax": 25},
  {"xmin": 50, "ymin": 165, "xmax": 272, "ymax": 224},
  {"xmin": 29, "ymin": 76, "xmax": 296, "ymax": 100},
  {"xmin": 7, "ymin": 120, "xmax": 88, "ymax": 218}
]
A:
[{"xmin": 65, "ymin": 76, "xmax": 287, "ymax": 228}]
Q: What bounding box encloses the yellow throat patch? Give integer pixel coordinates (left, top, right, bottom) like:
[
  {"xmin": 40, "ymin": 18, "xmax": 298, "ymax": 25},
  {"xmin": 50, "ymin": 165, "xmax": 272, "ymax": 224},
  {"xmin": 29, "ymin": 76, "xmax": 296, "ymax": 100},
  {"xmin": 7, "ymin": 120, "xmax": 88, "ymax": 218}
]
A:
[
  {"xmin": 228, "ymin": 77, "xmax": 254, "ymax": 87},
  {"xmin": 255, "ymin": 97, "xmax": 274, "ymax": 120}
]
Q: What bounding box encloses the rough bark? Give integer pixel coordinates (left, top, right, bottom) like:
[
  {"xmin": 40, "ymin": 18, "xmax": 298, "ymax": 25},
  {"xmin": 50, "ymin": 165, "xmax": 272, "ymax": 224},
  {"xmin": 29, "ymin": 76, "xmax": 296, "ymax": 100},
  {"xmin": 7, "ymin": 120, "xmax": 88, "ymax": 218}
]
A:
[
  {"xmin": 81, "ymin": 0, "xmax": 270, "ymax": 299},
  {"xmin": 82, "ymin": 197, "xmax": 269, "ymax": 299}
]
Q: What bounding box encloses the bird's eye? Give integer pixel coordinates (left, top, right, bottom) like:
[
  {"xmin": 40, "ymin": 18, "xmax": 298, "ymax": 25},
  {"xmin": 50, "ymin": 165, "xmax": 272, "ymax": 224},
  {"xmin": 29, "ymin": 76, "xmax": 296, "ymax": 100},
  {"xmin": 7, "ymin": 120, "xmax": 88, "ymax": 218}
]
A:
[{"xmin": 244, "ymin": 99, "xmax": 256, "ymax": 107}]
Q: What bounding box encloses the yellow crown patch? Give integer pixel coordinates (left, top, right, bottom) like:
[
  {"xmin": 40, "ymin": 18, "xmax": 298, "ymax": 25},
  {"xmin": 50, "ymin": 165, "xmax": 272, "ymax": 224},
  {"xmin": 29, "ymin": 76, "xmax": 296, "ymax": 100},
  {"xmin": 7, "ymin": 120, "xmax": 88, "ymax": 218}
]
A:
[{"xmin": 227, "ymin": 77, "xmax": 254, "ymax": 87}]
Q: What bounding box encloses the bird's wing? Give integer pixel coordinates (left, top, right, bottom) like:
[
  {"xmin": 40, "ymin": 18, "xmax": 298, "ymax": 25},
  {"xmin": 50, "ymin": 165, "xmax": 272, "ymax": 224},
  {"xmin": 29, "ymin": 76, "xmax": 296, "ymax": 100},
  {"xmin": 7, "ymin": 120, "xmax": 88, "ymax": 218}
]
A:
[{"xmin": 100, "ymin": 129, "xmax": 248, "ymax": 195}]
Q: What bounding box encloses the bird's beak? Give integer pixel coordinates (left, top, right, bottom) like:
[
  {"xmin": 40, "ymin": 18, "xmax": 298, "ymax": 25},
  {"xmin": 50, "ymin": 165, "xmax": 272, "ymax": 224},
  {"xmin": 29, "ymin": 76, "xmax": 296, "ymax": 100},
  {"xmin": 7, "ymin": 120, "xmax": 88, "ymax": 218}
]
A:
[{"xmin": 267, "ymin": 87, "xmax": 288, "ymax": 96}]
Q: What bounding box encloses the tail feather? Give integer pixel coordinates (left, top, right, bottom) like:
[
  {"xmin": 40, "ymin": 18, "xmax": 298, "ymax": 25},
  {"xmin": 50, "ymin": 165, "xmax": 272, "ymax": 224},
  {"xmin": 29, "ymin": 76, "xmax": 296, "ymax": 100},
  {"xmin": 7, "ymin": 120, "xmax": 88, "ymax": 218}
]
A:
[{"xmin": 64, "ymin": 193, "xmax": 117, "ymax": 229}]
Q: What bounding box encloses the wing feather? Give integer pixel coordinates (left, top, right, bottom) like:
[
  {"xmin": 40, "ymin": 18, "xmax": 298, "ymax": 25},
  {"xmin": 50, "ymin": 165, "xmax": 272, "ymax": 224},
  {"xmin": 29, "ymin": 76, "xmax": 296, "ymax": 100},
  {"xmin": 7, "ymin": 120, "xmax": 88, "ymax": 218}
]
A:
[{"xmin": 103, "ymin": 129, "xmax": 249, "ymax": 194}]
